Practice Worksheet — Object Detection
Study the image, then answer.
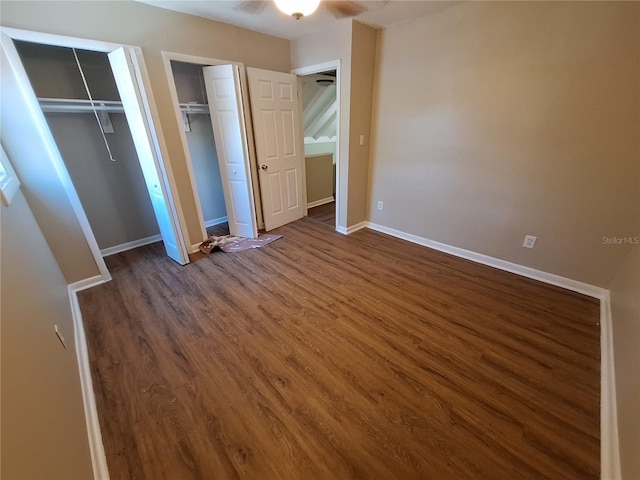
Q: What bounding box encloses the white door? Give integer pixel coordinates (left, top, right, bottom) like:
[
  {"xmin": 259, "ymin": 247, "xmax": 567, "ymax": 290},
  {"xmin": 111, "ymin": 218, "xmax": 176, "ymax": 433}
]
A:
[
  {"xmin": 247, "ymin": 67, "xmax": 305, "ymax": 231},
  {"xmin": 202, "ymin": 65, "xmax": 258, "ymax": 239},
  {"xmin": 108, "ymin": 47, "xmax": 187, "ymax": 264}
]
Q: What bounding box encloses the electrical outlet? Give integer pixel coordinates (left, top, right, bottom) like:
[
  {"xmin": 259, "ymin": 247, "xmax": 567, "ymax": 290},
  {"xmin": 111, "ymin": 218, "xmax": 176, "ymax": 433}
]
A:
[
  {"xmin": 523, "ymin": 235, "xmax": 537, "ymax": 249},
  {"xmin": 377, "ymin": 201, "xmax": 384, "ymax": 211}
]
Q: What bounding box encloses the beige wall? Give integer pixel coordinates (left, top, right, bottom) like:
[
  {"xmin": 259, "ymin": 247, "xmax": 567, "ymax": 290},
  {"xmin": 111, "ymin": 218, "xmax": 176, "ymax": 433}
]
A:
[
  {"xmin": 1, "ymin": 0, "xmax": 291, "ymax": 261},
  {"xmin": 291, "ymin": 21, "xmax": 352, "ymax": 229},
  {"xmin": 305, "ymin": 154, "xmax": 334, "ymax": 204},
  {"xmin": 291, "ymin": 20, "xmax": 377, "ymax": 229},
  {"xmin": 1, "ymin": 190, "xmax": 93, "ymax": 479},
  {"xmin": 610, "ymin": 247, "xmax": 640, "ymax": 480},
  {"xmin": 368, "ymin": 1, "xmax": 639, "ymax": 287},
  {"xmin": 348, "ymin": 21, "xmax": 377, "ymax": 226}
]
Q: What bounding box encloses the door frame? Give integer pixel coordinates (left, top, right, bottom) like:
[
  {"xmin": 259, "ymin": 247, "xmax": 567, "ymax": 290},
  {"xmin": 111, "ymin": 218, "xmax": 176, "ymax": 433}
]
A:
[
  {"xmin": 1, "ymin": 27, "xmax": 190, "ymax": 266},
  {"xmin": 291, "ymin": 60, "xmax": 341, "ymax": 232},
  {"xmin": 161, "ymin": 51, "xmax": 264, "ymax": 250}
]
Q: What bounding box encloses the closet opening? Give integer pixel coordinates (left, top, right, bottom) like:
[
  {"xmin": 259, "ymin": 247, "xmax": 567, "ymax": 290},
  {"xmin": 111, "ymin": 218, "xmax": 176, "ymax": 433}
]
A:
[
  {"xmin": 163, "ymin": 52, "xmax": 262, "ymax": 248},
  {"xmin": 12, "ymin": 39, "xmax": 187, "ymax": 264},
  {"xmin": 169, "ymin": 60, "xmax": 230, "ymax": 239}
]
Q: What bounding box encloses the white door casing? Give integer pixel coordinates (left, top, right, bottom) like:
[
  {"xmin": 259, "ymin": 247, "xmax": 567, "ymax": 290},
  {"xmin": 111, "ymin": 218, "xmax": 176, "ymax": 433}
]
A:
[
  {"xmin": 247, "ymin": 67, "xmax": 305, "ymax": 231},
  {"xmin": 108, "ymin": 47, "xmax": 187, "ymax": 264},
  {"xmin": 202, "ymin": 64, "xmax": 258, "ymax": 239}
]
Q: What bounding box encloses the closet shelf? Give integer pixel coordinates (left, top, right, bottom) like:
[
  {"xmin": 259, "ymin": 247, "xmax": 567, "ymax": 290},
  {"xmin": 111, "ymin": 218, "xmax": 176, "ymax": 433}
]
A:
[
  {"xmin": 39, "ymin": 98, "xmax": 124, "ymax": 113},
  {"xmin": 179, "ymin": 103, "xmax": 210, "ymax": 115},
  {"xmin": 38, "ymin": 98, "xmax": 210, "ymax": 115}
]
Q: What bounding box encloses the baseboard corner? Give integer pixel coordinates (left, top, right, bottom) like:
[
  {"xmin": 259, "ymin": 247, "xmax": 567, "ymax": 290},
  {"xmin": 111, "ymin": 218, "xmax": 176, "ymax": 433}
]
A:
[
  {"xmin": 68, "ymin": 274, "xmax": 110, "ymax": 294},
  {"xmin": 600, "ymin": 291, "xmax": 621, "ymax": 480},
  {"xmin": 337, "ymin": 220, "xmax": 368, "ymax": 236}
]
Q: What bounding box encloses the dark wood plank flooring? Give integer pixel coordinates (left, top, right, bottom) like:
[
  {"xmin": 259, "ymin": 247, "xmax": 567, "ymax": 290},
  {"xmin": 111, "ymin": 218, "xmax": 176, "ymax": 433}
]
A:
[
  {"xmin": 79, "ymin": 217, "xmax": 600, "ymax": 479},
  {"xmin": 307, "ymin": 201, "xmax": 336, "ymax": 227},
  {"xmin": 206, "ymin": 222, "xmax": 231, "ymax": 238}
]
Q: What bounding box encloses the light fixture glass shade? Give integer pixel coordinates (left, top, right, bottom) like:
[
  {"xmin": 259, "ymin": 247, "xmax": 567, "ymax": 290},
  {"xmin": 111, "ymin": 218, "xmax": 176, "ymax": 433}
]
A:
[{"xmin": 274, "ymin": 0, "xmax": 321, "ymax": 19}]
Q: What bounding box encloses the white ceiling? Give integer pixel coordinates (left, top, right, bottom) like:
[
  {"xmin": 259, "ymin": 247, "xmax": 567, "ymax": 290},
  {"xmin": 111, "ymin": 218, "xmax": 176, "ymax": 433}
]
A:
[{"xmin": 136, "ymin": 1, "xmax": 460, "ymax": 40}]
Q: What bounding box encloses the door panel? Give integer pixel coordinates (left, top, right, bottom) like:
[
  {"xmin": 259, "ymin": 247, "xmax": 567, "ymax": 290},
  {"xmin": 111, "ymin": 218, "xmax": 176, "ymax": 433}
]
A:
[
  {"xmin": 286, "ymin": 169, "xmax": 299, "ymax": 208},
  {"xmin": 203, "ymin": 64, "xmax": 257, "ymax": 239},
  {"xmin": 108, "ymin": 47, "xmax": 187, "ymax": 264},
  {"xmin": 247, "ymin": 67, "xmax": 305, "ymax": 231},
  {"xmin": 268, "ymin": 173, "xmax": 283, "ymax": 214},
  {"xmin": 262, "ymin": 111, "xmax": 278, "ymax": 159}
]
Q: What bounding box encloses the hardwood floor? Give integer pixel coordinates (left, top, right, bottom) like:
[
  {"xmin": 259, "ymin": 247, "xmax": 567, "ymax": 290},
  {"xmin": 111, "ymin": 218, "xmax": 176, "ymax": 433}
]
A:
[
  {"xmin": 307, "ymin": 201, "xmax": 335, "ymax": 227},
  {"xmin": 206, "ymin": 222, "xmax": 231, "ymax": 237},
  {"xmin": 79, "ymin": 217, "xmax": 600, "ymax": 479}
]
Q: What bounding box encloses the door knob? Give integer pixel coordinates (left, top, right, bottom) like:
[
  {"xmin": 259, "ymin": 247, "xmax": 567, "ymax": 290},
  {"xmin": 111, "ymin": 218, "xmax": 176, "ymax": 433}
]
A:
[{"xmin": 261, "ymin": 165, "xmax": 268, "ymax": 170}]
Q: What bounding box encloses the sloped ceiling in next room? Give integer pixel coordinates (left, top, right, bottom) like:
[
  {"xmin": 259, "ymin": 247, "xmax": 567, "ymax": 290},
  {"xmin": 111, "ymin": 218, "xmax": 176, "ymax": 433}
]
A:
[{"xmin": 302, "ymin": 72, "xmax": 337, "ymax": 141}]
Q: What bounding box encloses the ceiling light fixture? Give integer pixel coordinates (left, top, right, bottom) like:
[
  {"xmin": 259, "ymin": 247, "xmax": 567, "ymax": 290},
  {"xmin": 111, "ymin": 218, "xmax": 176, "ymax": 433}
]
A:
[
  {"xmin": 274, "ymin": 0, "xmax": 321, "ymax": 20},
  {"xmin": 316, "ymin": 78, "xmax": 334, "ymax": 86}
]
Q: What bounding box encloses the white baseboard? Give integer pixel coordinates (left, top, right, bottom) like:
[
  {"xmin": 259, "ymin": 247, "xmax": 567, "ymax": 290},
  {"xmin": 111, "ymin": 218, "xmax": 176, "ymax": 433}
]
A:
[
  {"xmin": 367, "ymin": 222, "xmax": 607, "ymax": 299},
  {"xmin": 68, "ymin": 282, "xmax": 110, "ymax": 480},
  {"xmin": 366, "ymin": 221, "xmax": 620, "ymax": 477},
  {"xmin": 100, "ymin": 234, "xmax": 162, "ymax": 257},
  {"xmin": 204, "ymin": 215, "xmax": 229, "ymax": 228},
  {"xmin": 336, "ymin": 220, "xmax": 368, "ymax": 236},
  {"xmin": 68, "ymin": 274, "xmax": 111, "ymax": 292},
  {"xmin": 600, "ymin": 292, "xmax": 621, "ymax": 480},
  {"xmin": 307, "ymin": 196, "xmax": 335, "ymax": 209}
]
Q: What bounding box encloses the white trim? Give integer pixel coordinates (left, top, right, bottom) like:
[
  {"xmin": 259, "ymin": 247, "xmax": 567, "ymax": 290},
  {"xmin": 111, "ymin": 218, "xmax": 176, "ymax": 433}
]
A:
[
  {"xmin": 0, "ymin": 142, "xmax": 21, "ymax": 206},
  {"xmin": 307, "ymin": 196, "xmax": 335, "ymax": 209},
  {"xmin": 204, "ymin": 215, "xmax": 229, "ymax": 228},
  {"xmin": 1, "ymin": 31, "xmax": 112, "ymax": 282},
  {"xmin": 292, "ymin": 60, "xmax": 341, "ymax": 77},
  {"xmin": 68, "ymin": 275, "xmax": 109, "ymax": 294},
  {"xmin": 367, "ymin": 222, "xmax": 608, "ymax": 298},
  {"xmin": 0, "ymin": 26, "xmax": 122, "ymax": 52},
  {"xmin": 292, "ymin": 60, "xmax": 343, "ymax": 233},
  {"xmin": 100, "ymin": 234, "xmax": 162, "ymax": 257},
  {"xmin": 336, "ymin": 220, "xmax": 368, "ymax": 236},
  {"xmin": 600, "ymin": 292, "xmax": 621, "ymax": 480},
  {"xmin": 161, "ymin": 52, "xmax": 209, "ymax": 244},
  {"xmin": 68, "ymin": 279, "xmax": 110, "ymax": 480},
  {"xmin": 127, "ymin": 47, "xmax": 189, "ymax": 264}
]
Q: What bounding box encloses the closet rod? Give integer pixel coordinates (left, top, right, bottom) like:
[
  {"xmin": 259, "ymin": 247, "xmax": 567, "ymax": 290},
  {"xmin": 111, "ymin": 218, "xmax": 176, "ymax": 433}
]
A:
[
  {"xmin": 179, "ymin": 103, "xmax": 210, "ymax": 115},
  {"xmin": 73, "ymin": 48, "xmax": 116, "ymax": 161},
  {"xmin": 39, "ymin": 98, "xmax": 124, "ymax": 113},
  {"xmin": 38, "ymin": 98, "xmax": 210, "ymax": 115}
]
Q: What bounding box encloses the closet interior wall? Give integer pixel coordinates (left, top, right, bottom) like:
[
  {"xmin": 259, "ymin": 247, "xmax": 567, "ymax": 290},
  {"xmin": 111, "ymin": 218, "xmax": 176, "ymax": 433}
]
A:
[
  {"xmin": 14, "ymin": 40, "xmax": 159, "ymax": 253},
  {"xmin": 170, "ymin": 61, "xmax": 227, "ymax": 229}
]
